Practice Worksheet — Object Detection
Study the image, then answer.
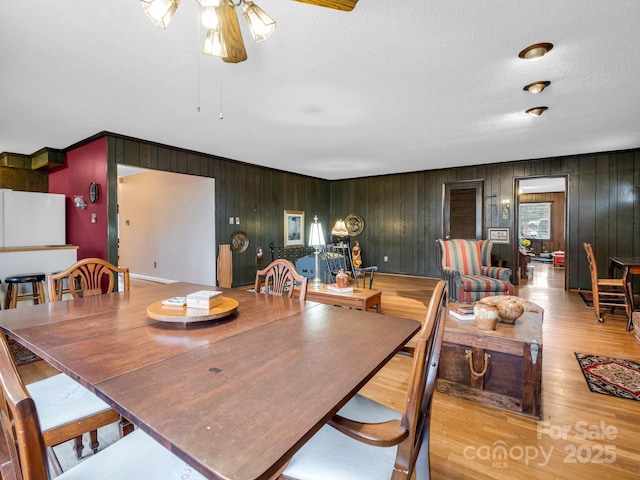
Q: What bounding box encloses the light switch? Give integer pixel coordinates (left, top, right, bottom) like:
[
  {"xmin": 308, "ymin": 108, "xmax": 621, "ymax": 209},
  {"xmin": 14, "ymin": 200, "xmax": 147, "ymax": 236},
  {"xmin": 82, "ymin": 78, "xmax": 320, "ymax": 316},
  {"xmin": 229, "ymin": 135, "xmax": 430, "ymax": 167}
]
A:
[
  {"xmin": 235, "ymin": 217, "xmax": 240, "ymax": 224},
  {"xmin": 229, "ymin": 217, "xmax": 234, "ymax": 224}
]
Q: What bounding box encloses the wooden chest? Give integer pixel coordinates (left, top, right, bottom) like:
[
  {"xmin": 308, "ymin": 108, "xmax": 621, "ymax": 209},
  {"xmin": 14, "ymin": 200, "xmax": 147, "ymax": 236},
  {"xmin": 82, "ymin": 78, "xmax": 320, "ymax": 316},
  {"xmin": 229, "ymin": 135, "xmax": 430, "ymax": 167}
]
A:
[{"xmin": 437, "ymin": 305, "xmax": 543, "ymax": 419}]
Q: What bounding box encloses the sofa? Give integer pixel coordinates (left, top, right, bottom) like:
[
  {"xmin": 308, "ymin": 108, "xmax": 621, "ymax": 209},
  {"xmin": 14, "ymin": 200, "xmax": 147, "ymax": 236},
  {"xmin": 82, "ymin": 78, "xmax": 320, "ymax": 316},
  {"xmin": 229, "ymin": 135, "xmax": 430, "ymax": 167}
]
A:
[{"xmin": 436, "ymin": 239, "xmax": 514, "ymax": 303}]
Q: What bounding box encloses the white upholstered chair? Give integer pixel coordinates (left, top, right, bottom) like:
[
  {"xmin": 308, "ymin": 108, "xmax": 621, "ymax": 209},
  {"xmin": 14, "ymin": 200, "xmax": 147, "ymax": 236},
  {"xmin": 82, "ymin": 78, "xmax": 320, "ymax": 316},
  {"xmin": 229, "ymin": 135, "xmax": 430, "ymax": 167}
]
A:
[
  {"xmin": 280, "ymin": 280, "xmax": 448, "ymax": 480},
  {"xmin": 0, "ymin": 333, "xmax": 207, "ymax": 480}
]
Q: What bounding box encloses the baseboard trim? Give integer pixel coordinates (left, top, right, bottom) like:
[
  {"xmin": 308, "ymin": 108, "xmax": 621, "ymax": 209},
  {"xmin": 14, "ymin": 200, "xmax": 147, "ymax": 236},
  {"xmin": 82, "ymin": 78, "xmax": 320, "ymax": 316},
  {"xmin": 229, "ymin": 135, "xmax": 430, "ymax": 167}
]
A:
[{"xmin": 130, "ymin": 273, "xmax": 177, "ymax": 284}]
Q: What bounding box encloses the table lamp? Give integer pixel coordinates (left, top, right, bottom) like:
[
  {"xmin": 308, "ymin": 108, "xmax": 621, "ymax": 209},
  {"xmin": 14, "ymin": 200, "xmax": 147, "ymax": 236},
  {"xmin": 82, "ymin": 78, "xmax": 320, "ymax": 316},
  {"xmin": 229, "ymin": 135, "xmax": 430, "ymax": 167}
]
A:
[
  {"xmin": 308, "ymin": 215, "xmax": 326, "ymax": 289},
  {"xmin": 331, "ymin": 219, "xmax": 349, "ymax": 246}
]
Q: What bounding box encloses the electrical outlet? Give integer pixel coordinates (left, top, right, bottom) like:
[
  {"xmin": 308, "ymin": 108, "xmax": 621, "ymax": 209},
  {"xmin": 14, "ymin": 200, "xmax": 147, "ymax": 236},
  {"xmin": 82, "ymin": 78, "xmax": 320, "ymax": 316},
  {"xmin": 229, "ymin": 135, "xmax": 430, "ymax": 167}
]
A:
[
  {"xmin": 384, "ymin": 256, "xmax": 389, "ymax": 262},
  {"xmin": 154, "ymin": 261, "xmax": 157, "ymax": 268}
]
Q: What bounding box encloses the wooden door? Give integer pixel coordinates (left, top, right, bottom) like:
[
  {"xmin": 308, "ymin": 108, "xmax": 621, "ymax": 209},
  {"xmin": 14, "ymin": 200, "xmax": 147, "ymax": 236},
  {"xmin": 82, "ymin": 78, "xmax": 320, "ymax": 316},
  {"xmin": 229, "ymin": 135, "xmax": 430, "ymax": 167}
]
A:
[{"xmin": 443, "ymin": 181, "xmax": 484, "ymax": 239}]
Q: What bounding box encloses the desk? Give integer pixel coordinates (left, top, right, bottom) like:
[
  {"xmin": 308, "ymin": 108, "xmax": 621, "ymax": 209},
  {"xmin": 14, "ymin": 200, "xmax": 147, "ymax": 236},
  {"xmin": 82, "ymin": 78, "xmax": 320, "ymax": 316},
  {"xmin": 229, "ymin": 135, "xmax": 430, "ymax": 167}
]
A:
[
  {"xmin": 0, "ymin": 282, "xmax": 419, "ymax": 480},
  {"xmin": 302, "ymin": 285, "xmax": 382, "ymax": 313}
]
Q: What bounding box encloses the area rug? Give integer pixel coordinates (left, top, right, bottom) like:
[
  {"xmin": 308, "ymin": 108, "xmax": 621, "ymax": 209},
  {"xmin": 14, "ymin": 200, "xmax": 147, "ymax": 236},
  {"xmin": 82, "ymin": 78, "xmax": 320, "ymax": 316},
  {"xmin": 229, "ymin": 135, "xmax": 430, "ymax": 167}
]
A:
[
  {"xmin": 531, "ymin": 256, "xmax": 553, "ymax": 263},
  {"xmin": 575, "ymin": 353, "xmax": 640, "ymax": 401},
  {"xmin": 578, "ymin": 291, "xmax": 593, "ymax": 307},
  {"xmin": 8, "ymin": 338, "xmax": 40, "ymax": 365}
]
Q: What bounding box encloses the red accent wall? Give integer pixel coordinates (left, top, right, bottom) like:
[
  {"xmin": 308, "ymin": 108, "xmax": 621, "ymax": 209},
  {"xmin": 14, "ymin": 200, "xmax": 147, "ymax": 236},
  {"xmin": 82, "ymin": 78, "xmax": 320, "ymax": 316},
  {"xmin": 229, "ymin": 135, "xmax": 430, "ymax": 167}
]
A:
[{"xmin": 48, "ymin": 138, "xmax": 108, "ymax": 260}]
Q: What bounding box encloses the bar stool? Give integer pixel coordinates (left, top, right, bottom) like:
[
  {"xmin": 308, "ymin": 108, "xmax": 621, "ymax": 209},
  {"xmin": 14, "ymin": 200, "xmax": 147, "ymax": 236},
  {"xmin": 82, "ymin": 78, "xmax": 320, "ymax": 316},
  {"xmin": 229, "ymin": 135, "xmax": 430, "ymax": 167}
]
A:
[{"xmin": 3, "ymin": 273, "xmax": 46, "ymax": 309}]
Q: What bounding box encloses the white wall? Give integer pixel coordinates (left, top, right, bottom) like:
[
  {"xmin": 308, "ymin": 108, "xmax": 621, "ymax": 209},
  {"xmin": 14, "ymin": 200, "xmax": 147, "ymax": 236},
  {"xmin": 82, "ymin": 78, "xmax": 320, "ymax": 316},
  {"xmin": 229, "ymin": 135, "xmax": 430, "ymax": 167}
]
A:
[{"xmin": 117, "ymin": 170, "xmax": 216, "ymax": 285}]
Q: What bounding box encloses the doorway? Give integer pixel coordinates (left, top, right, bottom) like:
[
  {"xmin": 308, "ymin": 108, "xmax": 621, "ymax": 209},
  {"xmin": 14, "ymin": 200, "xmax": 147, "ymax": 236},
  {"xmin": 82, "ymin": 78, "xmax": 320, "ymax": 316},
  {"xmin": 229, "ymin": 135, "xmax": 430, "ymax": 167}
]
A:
[
  {"xmin": 443, "ymin": 180, "xmax": 484, "ymax": 239},
  {"xmin": 117, "ymin": 165, "xmax": 216, "ymax": 285},
  {"xmin": 515, "ymin": 176, "xmax": 567, "ymax": 289}
]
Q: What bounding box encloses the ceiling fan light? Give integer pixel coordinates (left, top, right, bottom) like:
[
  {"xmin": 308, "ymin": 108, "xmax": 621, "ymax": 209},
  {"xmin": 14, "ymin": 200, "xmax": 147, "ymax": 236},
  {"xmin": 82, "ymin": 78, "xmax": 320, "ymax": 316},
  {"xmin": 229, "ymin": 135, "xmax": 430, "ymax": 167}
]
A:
[
  {"xmin": 140, "ymin": 0, "xmax": 181, "ymax": 29},
  {"xmin": 523, "ymin": 81, "xmax": 551, "ymax": 94},
  {"xmin": 518, "ymin": 42, "xmax": 553, "ymax": 60},
  {"xmin": 525, "ymin": 106, "xmax": 548, "ymax": 117},
  {"xmin": 202, "ymin": 27, "xmax": 228, "ymax": 57},
  {"xmin": 200, "ymin": 6, "xmax": 220, "ymax": 29},
  {"xmin": 196, "ymin": 0, "xmax": 221, "ymax": 6},
  {"xmin": 242, "ymin": 1, "xmax": 276, "ymax": 42}
]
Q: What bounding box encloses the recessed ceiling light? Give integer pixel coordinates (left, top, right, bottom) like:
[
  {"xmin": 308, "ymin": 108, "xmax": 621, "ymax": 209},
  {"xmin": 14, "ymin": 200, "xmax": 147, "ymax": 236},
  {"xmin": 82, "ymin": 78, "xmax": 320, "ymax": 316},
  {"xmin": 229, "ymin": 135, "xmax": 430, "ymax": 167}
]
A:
[
  {"xmin": 525, "ymin": 106, "xmax": 548, "ymax": 116},
  {"xmin": 523, "ymin": 81, "xmax": 551, "ymax": 94},
  {"xmin": 519, "ymin": 43, "xmax": 553, "ymax": 60}
]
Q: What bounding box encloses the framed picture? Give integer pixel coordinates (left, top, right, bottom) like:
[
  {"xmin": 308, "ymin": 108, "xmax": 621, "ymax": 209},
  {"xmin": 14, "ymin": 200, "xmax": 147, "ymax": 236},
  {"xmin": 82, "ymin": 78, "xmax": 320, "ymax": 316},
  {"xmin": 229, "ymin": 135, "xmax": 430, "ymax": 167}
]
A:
[
  {"xmin": 284, "ymin": 210, "xmax": 304, "ymax": 247},
  {"xmin": 488, "ymin": 227, "xmax": 510, "ymax": 244}
]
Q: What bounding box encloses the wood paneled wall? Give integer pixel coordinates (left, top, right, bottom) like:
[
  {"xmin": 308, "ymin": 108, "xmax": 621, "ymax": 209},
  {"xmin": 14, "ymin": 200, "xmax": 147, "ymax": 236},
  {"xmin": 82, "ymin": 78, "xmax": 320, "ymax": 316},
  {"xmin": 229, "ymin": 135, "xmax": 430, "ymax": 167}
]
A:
[
  {"xmin": 102, "ymin": 133, "xmax": 640, "ymax": 290},
  {"xmin": 331, "ymin": 151, "xmax": 640, "ymax": 291},
  {"xmin": 106, "ymin": 135, "xmax": 329, "ymax": 286},
  {"xmin": 518, "ymin": 191, "xmax": 566, "ymax": 253}
]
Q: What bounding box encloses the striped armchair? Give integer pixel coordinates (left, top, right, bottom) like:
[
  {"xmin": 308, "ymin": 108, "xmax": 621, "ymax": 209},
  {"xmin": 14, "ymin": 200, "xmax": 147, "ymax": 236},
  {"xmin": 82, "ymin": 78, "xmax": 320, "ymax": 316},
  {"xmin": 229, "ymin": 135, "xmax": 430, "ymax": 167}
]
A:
[{"xmin": 436, "ymin": 239, "xmax": 514, "ymax": 303}]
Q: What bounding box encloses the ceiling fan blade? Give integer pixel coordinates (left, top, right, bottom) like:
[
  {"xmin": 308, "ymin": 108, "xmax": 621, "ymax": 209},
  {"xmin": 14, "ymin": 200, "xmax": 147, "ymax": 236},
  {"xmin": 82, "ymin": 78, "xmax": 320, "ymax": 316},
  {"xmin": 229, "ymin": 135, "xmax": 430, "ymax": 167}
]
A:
[
  {"xmin": 292, "ymin": 0, "xmax": 358, "ymax": 12},
  {"xmin": 220, "ymin": 0, "xmax": 247, "ymax": 63}
]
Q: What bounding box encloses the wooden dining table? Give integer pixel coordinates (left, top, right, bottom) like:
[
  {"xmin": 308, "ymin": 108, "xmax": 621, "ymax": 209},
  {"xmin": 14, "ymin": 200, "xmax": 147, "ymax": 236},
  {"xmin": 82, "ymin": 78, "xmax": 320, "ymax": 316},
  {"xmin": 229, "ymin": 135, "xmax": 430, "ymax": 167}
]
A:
[
  {"xmin": 608, "ymin": 256, "xmax": 640, "ymax": 278},
  {"xmin": 0, "ymin": 282, "xmax": 420, "ymax": 480}
]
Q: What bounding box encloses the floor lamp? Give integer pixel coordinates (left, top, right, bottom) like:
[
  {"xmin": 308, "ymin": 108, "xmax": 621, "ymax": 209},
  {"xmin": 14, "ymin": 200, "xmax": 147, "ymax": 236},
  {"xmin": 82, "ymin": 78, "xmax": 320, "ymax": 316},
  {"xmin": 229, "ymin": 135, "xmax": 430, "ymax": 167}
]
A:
[{"xmin": 309, "ymin": 215, "xmax": 326, "ymax": 289}]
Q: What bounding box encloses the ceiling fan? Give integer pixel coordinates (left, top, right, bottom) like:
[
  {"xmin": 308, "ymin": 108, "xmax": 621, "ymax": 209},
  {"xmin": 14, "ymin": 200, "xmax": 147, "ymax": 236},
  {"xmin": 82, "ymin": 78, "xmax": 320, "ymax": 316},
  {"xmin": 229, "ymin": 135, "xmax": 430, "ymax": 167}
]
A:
[
  {"xmin": 140, "ymin": 0, "xmax": 358, "ymax": 64},
  {"xmin": 293, "ymin": 0, "xmax": 358, "ymax": 11}
]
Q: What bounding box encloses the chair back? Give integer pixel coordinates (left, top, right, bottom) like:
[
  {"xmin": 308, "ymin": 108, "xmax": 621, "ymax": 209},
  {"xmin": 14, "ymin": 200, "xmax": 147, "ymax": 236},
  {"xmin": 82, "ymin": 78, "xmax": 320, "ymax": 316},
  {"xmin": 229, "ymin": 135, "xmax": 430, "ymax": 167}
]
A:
[
  {"xmin": 255, "ymin": 259, "xmax": 308, "ymax": 301},
  {"xmin": 436, "ymin": 239, "xmax": 492, "ymax": 275},
  {"xmin": 398, "ymin": 279, "xmax": 447, "ymax": 479},
  {"xmin": 0, "ymin": 334, "xmax": 50, "ymax": 480},
  {"xmin": 48, "ymin": 258, "xmax": 130, "ymax": 302},
  {"xmin": 583, "ymin": 243, "xmax": 600, "ymax": 292}
]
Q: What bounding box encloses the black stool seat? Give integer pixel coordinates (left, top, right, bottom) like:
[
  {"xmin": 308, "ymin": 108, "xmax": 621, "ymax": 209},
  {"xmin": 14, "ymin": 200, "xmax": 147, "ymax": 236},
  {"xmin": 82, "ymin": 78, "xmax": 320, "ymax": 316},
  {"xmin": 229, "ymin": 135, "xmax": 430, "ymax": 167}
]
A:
[
  {"xmin": 5, "ymin": 273, "xmax": 46, "ymax": 284},
  {"xmin": 3, "ymin": 272, "xmax": 46, "ymax": 309}
]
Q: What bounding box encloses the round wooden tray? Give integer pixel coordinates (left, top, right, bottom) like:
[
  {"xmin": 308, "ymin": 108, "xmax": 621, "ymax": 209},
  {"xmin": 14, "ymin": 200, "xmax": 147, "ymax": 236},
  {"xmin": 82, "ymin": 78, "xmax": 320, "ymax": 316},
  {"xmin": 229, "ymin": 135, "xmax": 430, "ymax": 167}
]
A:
[{"xmin": 147, "ymin": 297, "xmax": 239, "ymax": 323}]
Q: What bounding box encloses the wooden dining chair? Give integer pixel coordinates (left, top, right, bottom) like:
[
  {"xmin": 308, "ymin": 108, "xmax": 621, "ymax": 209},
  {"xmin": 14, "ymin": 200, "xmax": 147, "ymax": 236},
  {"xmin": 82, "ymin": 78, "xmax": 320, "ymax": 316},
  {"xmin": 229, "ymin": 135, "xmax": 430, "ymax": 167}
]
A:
[
  {"xmin": 254, "ymin": 259, "xmax": 309, "ymax": 301},
  {"xmin": 280, "ymin": 280, "xmax": 448, "ymax": 480},
  {"xmin": 45, "ymin": 258, "xmax": 131, "ymax": 465},
  {"xmin": 583, "ymin": 242, "xmax": 633, "ymax": 330},
  {"xmin": 0, "ymin": 333, "xmax": 121, "ymax": 475},
  {"xmin": 47, "ymin": 258, "xmax": 130, "ymax": 302},
  {"xmin": 0, "ymin": 332, "xmax": 209, "ymax": 480}
]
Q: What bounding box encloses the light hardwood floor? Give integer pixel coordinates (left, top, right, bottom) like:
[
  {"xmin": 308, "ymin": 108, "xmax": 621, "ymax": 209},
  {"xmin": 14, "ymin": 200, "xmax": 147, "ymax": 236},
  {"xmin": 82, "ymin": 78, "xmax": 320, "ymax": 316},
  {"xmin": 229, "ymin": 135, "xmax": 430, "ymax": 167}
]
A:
[
  {"xmin": 18, "ymin": 265, "xmax": 640, "ymax": 479},
  {"xmin": 361, "ymin": 263, "xmax": 640, "ymax": 479}
]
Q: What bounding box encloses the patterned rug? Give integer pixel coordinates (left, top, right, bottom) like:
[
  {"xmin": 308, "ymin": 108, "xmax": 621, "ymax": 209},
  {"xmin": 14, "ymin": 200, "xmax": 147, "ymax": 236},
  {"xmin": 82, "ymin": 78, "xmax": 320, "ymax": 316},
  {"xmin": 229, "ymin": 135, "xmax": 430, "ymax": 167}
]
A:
[
  {"xmin": 8, "ymin": 338, "xmax": 40, "ymax": 365},
  {"xmin": 575, "ymin": 353, "xmax": 640, "ymax": 401},
  {"xmin": 578, "ymin": 291, "xmax": 593, "ymax": 307}
]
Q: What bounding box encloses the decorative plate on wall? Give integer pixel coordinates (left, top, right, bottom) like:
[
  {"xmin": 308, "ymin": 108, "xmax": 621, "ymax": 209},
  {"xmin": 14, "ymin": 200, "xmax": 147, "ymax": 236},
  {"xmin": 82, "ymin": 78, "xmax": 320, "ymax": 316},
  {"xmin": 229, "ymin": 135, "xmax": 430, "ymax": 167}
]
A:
[
  {"xmin": 345, "ymin": 213, "xmax": 364, "ymax": 236},
  {"xmin": 230, "ymin": 231, "xmax": 249, "ymax": 253}
]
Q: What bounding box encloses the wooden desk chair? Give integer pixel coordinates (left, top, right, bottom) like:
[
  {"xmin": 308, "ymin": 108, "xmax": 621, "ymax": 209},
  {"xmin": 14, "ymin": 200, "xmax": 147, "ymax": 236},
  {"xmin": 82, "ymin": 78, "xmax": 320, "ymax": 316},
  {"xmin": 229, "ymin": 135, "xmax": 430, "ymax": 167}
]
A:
[
  {"xmin": 280, "ymin": 280, "xmax": 448, "ymax": 480},
  {"xmin": 583, "ymin": 243, "xmax": 632, "ymax": 330},
  {"xmin": 0, "ymin": 333, "xmax": 208, "ymax": 480},
  {"xmin": 48, "ymin": 258, "xmax": 130, "ymax": 302},
  {"xmin": 255, "ymin": 259, "xmax": 309, "ymax": 301}
]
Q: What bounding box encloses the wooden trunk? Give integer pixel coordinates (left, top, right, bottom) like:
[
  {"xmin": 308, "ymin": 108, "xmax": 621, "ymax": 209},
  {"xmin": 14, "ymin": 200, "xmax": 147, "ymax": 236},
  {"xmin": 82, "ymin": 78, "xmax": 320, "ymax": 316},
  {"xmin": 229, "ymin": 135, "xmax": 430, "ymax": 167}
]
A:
[{"xmin": 437, "ymin": 306, "xmax": 543, "ymax": 419}]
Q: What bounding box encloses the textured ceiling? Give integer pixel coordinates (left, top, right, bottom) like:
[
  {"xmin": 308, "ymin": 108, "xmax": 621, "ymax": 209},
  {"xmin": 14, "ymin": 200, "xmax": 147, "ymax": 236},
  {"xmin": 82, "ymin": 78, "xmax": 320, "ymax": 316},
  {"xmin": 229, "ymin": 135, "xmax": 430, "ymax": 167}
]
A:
[{"xmin": 1, "ymin": 1, "xmax": 639, "ymax": 180}]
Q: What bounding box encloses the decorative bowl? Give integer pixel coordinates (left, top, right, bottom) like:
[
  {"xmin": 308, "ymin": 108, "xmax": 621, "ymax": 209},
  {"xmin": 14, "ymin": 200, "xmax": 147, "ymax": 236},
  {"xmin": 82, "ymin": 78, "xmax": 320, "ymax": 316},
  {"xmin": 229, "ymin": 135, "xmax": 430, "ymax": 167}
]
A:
[{"xmin": 496, "ymin": 298, "xmax": 525, "ymax": 324}]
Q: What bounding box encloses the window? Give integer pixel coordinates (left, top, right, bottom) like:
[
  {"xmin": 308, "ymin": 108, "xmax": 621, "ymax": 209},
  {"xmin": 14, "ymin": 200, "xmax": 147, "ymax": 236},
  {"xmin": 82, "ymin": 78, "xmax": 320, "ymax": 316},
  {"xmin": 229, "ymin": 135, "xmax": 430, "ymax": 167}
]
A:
[{"xmin": 519, "ymin": 202, "xmax": 551, "ymax": 240}]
